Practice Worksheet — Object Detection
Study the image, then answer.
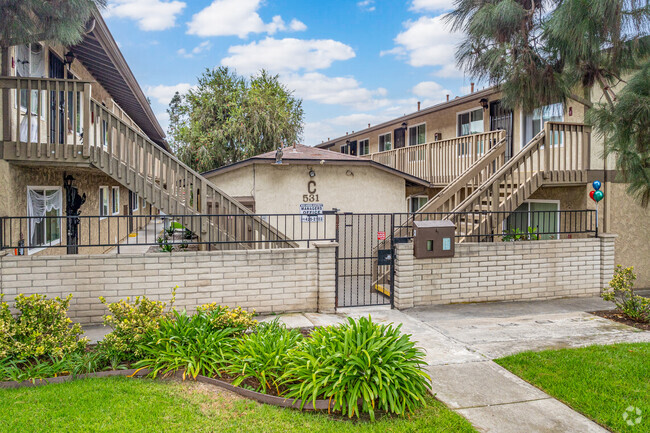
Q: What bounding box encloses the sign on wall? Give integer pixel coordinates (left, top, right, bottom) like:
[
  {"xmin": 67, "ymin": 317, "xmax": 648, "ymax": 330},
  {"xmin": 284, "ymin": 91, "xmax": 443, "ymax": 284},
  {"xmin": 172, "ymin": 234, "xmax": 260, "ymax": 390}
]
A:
[{"xmin": 300, "ymin": 203, "xmax": 323, "ymax": 222}]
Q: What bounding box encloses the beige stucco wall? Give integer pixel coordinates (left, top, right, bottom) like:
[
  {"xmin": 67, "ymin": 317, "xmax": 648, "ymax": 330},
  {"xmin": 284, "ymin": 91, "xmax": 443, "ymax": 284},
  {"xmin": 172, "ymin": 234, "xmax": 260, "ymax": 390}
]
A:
[
  {"xmin": 0, "ymin": 164, "xmax": 151, "ymax": 255},
  {"xmin": 207, "ymin": 163, "xmax": 408, "ymax": 215}
]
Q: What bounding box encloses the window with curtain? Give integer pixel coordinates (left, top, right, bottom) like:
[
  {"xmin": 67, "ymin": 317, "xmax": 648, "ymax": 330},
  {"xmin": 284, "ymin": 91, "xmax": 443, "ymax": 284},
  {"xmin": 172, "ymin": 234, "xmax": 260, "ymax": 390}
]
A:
[
  {"xmin": 358, "ymin": 139, "xmax": 370, "ymax": 155},
  {"xmin": 522, "ymin": 103, "xmax": 564, "ymax": 145},
  {"xmin": 27, "ymin": 187, "xmax": 62, "ymax": 249},
  {"xmin": 457, "ymin": 109, "xmax": 484, "ymax": 137},
  {"xmin": 408, "ymin": 124, "xmax": 426, "ymax": 146},
  {"xmin": 505, "ymin": 201, "xmax": 559, "ymax": 240},
  {"xmin": 132, "ymin": 192, "xmax": 140, "ymax": 211},
  {"xmin": 379, "ymin": 133, "xmax": 392, "ymax": 152}
]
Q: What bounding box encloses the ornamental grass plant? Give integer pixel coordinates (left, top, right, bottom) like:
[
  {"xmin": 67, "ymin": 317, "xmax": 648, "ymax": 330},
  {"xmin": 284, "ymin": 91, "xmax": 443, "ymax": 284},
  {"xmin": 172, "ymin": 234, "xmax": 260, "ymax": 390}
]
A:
[{"xmin": 282, "ymin": 316, "xmax": 431, "ymax": 420}]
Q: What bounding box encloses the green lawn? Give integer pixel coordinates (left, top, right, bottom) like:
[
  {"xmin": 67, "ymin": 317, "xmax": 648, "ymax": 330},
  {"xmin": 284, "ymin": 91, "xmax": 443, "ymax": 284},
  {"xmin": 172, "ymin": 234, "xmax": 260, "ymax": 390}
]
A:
[
  {"xmin": 0, "ymin": 377, "xmax": 476, "ymax": 433},
  {"xmin": 496, "ymin": 343, "xmax": 650, "ymax": 433}
]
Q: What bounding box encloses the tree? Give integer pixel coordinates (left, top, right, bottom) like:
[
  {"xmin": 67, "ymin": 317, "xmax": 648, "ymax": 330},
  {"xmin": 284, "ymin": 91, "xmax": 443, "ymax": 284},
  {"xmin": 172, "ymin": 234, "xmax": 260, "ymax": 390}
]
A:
[
  {"xmin": 0, "ymin": 0, "xmax": 106, "ymax": 48},
  {"xmin": 447, "ymin": 0, "xmax": 649, "ymax": 206},
  {"xmin": 167, "ymin": 67, "xmax": 304, "ymax": 172},
  {"xmin": 447, "ymin": 0, "xmax": 649, "ymax": 111},
  {"xmin": 588, "ymin": 60, "xmax": 650, "ymax": 207}
]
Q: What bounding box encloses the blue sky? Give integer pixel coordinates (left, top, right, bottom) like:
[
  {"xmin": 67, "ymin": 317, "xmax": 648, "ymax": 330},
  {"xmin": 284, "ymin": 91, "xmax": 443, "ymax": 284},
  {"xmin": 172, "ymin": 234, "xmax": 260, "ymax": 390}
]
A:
[{"xmin": 103, "ymin": 0, "xmax": 476, "ymax": 145}]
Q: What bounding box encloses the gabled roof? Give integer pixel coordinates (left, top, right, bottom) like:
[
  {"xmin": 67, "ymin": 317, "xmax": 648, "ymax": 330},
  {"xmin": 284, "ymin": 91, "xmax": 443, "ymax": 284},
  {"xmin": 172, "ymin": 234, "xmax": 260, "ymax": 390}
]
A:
[
  {"xmin": 69, "ymin": 10, "xmax": 167, "ymax": 149},
  {"xmin": 202, "ymin": 144, "xmax": 431, "ymax": 188}
]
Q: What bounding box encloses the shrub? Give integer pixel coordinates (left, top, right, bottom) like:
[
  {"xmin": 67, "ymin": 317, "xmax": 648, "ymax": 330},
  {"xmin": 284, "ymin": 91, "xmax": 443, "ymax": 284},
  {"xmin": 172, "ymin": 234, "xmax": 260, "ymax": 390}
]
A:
[
  {"xmin": 196, "ymin": 303, "xmax": 257, "ymax": 332},
  {"xmin": 134, "ymin": 309, "xmax": 237, "ymax": 380},
  {"xmin": 601, "ymin": 266, "xmax": 650, "ymax": 323},
  {"xmin": 0, "ymin": 356, "xmax": 71, "ymax": 383},
  {"xmin": 283, "ymin": 316, "xmax": 431, "ymax": 420},
  {"xmin": 98, "ymin": 287, "xmax": 176, "ymax": 362},
  {"xmin": 228, "ymin": 320, "xmax": 303, "ymax": 394},
  {"xmin": 0, "ymin": 294, "xmax": 86, "ymax": 360}
]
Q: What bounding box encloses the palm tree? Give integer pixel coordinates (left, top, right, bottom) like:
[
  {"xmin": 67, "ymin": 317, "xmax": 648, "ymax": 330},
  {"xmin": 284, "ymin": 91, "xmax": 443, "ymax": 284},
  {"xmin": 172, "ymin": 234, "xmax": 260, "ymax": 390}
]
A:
[
  {"xmin": 446, "ymin": 0, "xmax": 649, "ymax": 111},
  {"xmin": 588, "ymin": 61, "xmax": 650, "ymax": 208}
]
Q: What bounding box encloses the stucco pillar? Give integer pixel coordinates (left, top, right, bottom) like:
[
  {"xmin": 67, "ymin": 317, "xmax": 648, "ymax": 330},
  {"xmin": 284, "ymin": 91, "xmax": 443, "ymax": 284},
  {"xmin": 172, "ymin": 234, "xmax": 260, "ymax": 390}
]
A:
[
  {"xmin": 599, "ymin": 233, "xmax": 617, "ymax": 289},
  {"xmin": 394, "ymin": 241, "xmax": 414, "ymax": 310},
  {"xmin": 314, "ymin": 241, "xmax": 338, "ymax": 313}
]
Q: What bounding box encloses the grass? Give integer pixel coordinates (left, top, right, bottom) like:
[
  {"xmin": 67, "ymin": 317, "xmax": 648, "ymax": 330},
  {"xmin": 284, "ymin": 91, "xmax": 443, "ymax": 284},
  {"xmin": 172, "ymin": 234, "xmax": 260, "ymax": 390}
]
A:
[
  {"xmin": 170, "ymin": 221, "xmax": 185, "ymax": 230},
  {"xmin": 496, "ymin": 343, "xmax": 650, "ymax": 433},
  {"xmin": 0, "ymin": 377, "xmax": 477, "ymax": 433}
]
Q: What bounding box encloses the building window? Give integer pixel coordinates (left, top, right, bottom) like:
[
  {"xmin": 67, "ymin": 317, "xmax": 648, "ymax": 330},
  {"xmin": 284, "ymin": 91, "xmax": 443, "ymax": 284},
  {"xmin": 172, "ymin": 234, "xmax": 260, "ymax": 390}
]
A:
[
  {"xmin": 505, "ymin": 201, "xmax": 560, "ymax": 240},
  {"xmin": 358, "ymin": 139, "xmax": 370, "ymax": 156},
  {"xmin": 132, "ymin": 192, "xmax": 140, "ymax": 211},
  {"xmin": 522, "ymin": 103, "xmax": 564, "ymax": 145},
  {"xmin": 27, "ymin": 187, "xmax": 62, "ymax": 252},
  {"xmin": 111, "ymin": 186, "xmax": 120, "ymax": 215},
  {"xmin": 408, "ymin": 195, "xmax": 429, "ymax": 213},
  {"xmin": 99, "ymin": 186, "xmax": 109, "ymax": 218},
  {"xmin": 340, "ymin": 144, "xmax": 349, "ymax": 154},
  {"xmin": 408, "ymin": 124, "xmax": 426, "ymax": 146},
  {"xmin": 16, "ymin": 44, "xmax": 45, "ymax": 115},
  {"xmin": 379, "ymin": 133, "xmax": 392, "ymax": 152},
  {"xmin": 457, "ymin": 108, "xmax": 484, "ymax": 137}
]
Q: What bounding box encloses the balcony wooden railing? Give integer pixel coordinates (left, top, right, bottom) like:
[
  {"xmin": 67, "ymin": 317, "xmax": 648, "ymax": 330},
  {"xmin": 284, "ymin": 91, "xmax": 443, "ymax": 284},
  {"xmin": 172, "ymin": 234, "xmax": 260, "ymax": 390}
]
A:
[
  {"xmin": 0, "ymin": 76, "xmax": 296, "ymax": 249},
  {"xmin": 360, "ymin": 130, "xmax": 505, "ymax": 185}
]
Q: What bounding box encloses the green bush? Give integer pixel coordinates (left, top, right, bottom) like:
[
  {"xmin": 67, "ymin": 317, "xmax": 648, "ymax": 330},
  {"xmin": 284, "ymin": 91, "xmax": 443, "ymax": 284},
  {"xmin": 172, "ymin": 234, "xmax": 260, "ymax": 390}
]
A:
[
  {"xmin": 134, "ymin": 310, "xmax": 237, "ymax": 380},
  {"xmin": 228, "ymin": 320, "xmax": 302, "ymax": 394},
  {"xmin": 196, "ymin": 303, "xmax": 257, "ymax": 332},
  {"xmin": 601, "ymin": 265, "xmax": 650, "ymax": 323},
  {"xmin": 0, "ymin": 356, "xmax": 71, "ymax": 383},
  {"xmin": 0, "ymin": 294, "xmax": 86, "ymax": 360},
  {"xmin": 283, "ymin": 316, "xmax": 431, "ymax": 420},
  {"xmin": 98, "ymin": 287, "xmax": 176, "ymax": 362}
]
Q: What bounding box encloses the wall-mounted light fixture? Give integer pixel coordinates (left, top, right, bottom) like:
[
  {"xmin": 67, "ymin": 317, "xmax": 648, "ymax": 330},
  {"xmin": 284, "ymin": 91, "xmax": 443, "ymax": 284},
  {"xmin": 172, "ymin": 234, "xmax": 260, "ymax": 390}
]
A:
[
  {"xmin": 64, "ymin": 51, "xmax": 75, "ymax": 68},
  {"xmin": 309, "ymin": 169, "xmax": 315, "ymax": 177},
  {"xmin": 401, "ymin": 122, "xmax": 408, "ymax": 130},
  {"xmin": 479, "ymin": 98, "xmax": 489, "ymax": 110}
]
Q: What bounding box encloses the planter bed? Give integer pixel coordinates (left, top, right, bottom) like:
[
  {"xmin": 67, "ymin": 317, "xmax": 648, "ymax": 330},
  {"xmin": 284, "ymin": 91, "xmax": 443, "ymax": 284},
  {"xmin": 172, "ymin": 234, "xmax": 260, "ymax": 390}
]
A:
[
  {"xmin": 0, "ymin": 368, "xmax": 333, "ymax": 411},
  {"xmin": 589, "ymin": 310, "xmax": 650, "ymax": 331}
]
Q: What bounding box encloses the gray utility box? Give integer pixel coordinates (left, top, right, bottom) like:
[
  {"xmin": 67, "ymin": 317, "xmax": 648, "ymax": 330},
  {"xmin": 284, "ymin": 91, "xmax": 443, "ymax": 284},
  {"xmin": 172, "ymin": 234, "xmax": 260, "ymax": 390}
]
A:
[{"xmin": 413, "ymin": 220, "xmax": 456, "ymax": 258}]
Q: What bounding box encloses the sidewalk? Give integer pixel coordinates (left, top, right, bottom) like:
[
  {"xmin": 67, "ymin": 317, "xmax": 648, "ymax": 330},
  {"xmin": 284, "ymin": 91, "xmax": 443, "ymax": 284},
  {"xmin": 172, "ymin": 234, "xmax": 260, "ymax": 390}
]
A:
[{"xmin": 112, "ymin": 217, "xmax": 164, "ymax": 254}]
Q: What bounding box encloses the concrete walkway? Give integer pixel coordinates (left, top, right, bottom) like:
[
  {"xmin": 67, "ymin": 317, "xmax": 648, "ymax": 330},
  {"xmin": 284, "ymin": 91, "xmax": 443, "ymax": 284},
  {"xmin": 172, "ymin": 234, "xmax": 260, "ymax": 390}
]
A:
[
  {"xmin": 112, "ymin": 217, "xmax": 164, "ymax": 254},
  {"xmin": 259, "ymin": 297, "xmax": 649, "ymax": 433}
]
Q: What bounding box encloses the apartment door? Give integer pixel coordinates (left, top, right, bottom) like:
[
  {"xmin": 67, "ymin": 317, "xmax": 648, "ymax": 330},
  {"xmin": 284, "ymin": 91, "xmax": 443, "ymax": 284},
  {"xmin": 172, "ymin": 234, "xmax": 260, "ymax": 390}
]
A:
[
  {"xmin": 127, "ymin": 191, "xmax": 134, "ymax": 233},
  {"xmin": 490, "ymin": 100, "xmax": 514, "ymax": 160},
  {"xmin": 394, "ymin": 127, "xmax": 405, "ymax": 149},
  {"xmin": 348, "ymin": 140, "xmax": 357, "ymax": 156}
]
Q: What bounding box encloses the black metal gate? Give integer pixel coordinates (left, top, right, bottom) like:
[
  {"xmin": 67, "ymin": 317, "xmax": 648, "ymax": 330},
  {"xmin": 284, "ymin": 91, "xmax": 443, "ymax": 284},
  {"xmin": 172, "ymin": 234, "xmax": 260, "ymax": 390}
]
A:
[{"xmin": 336, "ymin": 213, "xmax": 394, "ymax": 308}]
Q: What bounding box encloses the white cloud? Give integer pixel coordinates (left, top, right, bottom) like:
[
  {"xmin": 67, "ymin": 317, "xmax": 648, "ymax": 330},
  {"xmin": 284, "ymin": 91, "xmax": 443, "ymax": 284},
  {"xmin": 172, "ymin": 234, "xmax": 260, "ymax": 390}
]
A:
[
  {"xmin": 357, "ymin": 0, "xmax": 376, "ymax": 11},
  {"xmin": 305, "ymin": 113, "xmax": 389, "ymax": 145},
  {"xmin": 146, "ymin": 83, "xmax": 193, "ymax": 105},
  {"xmin": 177, "ymin": 41, "xmax": 212, "ymax": 58},
  {"xmin": 187, "ymin": 0, "xmax": 306, "ymax": 38},
  {"xmin": 282, "ymin": 73, "xmax": 388, "ymax": 109},
  {"xmin": 410, "ymin": 0, "xmax": 455, "ymax": 12},
  {"xmin": 105, "ymin": 0, "xmax": 186, "ymax": 31},
  {"xmin": 382, "ymin": 15, "xmax": 463, "ymax": 76},
  {"xmin": 412, "ymin": 80, "xmax": 452, "ymax": 100},
  {"xmin": 221, "ymin": 38, "xmax": 355, "ymax": 75}
]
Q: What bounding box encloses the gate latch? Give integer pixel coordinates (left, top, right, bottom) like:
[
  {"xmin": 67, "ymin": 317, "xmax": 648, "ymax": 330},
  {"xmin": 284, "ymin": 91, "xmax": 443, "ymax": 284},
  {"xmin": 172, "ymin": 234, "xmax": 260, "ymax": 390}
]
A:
[{"xmin": 378, "ymin": 249, "xmax": 393, "ymax": 266}]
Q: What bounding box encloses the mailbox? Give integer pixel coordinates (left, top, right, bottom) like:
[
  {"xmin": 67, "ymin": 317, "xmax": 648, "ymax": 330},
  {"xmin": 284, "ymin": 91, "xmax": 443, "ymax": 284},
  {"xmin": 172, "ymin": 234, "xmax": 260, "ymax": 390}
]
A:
[{"xmin": 413, "ymin": 220, "xmax": 455, "ymax": 258}]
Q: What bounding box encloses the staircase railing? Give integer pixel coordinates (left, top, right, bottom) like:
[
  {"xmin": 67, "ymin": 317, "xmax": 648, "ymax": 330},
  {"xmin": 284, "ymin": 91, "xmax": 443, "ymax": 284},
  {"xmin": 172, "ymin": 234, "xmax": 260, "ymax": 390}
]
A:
[
  {"xmin": 448, "ymin": 122, "xmax": 591, "ymax": 239},
  {"xmin": 0, "ymin": 76, "xmax": 296, "ymax": 249},
  {"xmin": 362, "ymin": 130, "xmax": 505, "ymax": 185}
]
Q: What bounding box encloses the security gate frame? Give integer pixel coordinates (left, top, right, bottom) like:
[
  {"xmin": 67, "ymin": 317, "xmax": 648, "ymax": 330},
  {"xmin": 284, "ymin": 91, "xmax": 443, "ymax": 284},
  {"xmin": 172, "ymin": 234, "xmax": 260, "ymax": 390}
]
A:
[{"xmin": 335, "ymin": 213, "xmax": 395, "ymax": 308}]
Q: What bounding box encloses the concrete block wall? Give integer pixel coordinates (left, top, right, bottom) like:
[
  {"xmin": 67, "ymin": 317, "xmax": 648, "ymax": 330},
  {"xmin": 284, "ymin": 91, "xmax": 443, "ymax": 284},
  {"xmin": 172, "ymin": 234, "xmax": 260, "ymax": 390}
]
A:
[
  {"xmin": 394, "ymin": 236, "xmax": 616, "ymax": 308},
  {"xmin": 0, "ymin": 246, "xmax": 336, "ymax": 325}
]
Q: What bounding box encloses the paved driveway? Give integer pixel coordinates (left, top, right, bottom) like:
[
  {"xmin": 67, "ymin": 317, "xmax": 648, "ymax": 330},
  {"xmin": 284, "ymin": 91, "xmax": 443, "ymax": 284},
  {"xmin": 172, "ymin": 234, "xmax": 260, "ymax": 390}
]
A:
[{"xmin": 405, "ymin": 296, "xmax": 650, "ymax": 359}]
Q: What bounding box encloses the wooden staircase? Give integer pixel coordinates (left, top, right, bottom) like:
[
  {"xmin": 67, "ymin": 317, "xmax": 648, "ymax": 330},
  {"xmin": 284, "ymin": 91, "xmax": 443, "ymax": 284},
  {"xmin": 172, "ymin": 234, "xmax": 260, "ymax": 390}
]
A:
[{"xmin": 0, "ymin": 77, "xmax": 296, "ymax": 249}]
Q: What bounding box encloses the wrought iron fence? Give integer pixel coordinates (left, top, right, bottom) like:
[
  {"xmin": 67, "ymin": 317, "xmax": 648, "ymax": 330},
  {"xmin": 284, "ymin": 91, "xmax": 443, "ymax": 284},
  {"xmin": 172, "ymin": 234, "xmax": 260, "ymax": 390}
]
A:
[
  {"xmin": 0, "ymin": 213, "xmax": 337, "ymax": 254},
  {"xmin": 392, "ymin": 209, "xmax": 598, "ymax": 242},
  {"xmin": 0, "ymin": 210, "xmax": 597, "ymax": 256}
]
